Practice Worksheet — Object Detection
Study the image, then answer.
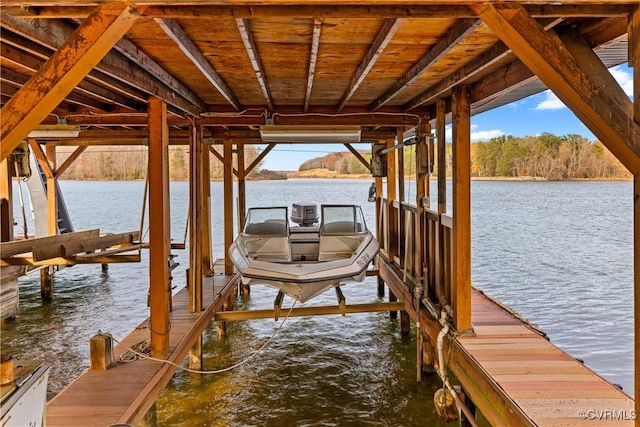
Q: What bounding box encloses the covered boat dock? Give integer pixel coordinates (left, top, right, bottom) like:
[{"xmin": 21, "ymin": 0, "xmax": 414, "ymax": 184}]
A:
[{"xmin": 0, "ymin": 1, "xmax": 638, "ymax": 426}]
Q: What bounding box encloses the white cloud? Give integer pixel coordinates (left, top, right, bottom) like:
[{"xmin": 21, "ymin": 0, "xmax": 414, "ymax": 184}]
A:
[
  {"xmin": 444, "ymin": 125, "xmax": 503, "ymax": 142},
  {"xmin": 471, "ymin": 129, "xmax": 504, "ymax": 141},
  {"xmin": 535, "ymin": 91, "xmax": 565, "ymax": 110},
  {"xmin": 609, "ymin": 65, "xmax": 633, "ymax": 97}
]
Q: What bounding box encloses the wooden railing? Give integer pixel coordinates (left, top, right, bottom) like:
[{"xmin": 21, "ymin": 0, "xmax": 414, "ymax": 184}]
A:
[{"xmin": 379, "ymin": 198, "xmax": 453, "ymax": 310}]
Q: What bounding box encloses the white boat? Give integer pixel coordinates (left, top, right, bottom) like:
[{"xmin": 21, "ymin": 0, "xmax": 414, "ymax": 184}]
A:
[
  {"xmin": 228, "ymin": 204, "xmax": 379, "ymax": 303},
  {"xmin": 0, "ymin": 360, "xmax": 50, "ymax": 427}
]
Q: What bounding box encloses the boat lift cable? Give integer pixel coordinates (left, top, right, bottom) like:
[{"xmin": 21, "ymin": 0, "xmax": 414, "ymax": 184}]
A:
[{"xmin": 102, "ymin": 301, "xmax": 297, "ymax": 375}]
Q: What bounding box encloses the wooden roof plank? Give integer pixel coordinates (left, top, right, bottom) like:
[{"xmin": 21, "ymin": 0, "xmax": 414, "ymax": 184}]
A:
[
  {"xmin": 155, "ymin": 18, "xmax": 242, "ymax": 111},
  {"xmin": 472, "ymin": 3, "xmax": 640, "ymax": 175},
  {"xmin": 236, "ymin": 18, "xmax": 274, "ymax": 111},
  {"xmin": 337, "ymin": 18, "xmax": 401, "ymax": 112}
]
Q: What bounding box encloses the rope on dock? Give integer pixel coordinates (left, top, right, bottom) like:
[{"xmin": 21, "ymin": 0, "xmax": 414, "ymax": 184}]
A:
[{"xmin": 100, "ymin": 301, "xmax": 297, "ymax": 375}]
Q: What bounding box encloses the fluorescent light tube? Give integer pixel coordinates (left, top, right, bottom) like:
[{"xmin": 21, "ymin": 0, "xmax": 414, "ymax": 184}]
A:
[
  {"xmin": 28, "ymin": 124, "xmax": 80, "ymax": 138},
  {"xmin": 260, "ymin": 125, "xmax": 361, "ymax": 143}
]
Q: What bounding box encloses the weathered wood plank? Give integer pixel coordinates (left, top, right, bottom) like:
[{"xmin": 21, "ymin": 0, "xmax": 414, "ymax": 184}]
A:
[
  {"xmin": 32, "ymin": 231, "xmax": 140, "ymax": 261},
  {"xmin": 0, "ymin": 229, "xmax": 100, "ymax": 257}
]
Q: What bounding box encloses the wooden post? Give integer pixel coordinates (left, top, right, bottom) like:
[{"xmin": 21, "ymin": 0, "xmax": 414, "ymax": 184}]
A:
[
  {"xmin": 416, "ymin": 121, "xmax": 430, "ymax": 294},
  {"xmin": 188, "ymin": 124, "xmax": 202, "ymax": 312},
  {"xmin": 386, "ymin": 138, "xmax": 397, "ymax": 262},
  {"xmin": 46, "ymin": 145, "xmax": 57, "ymax": 236},
  {"xmin": 436, "ymin": 98, "xmax": 448, "ymax": 305},
  {"xmin": 630, "ymin": 8, "xmax": 640, "ymax": 424},
  {"xmin": 223, "ymin": 140, "xmax": 234, "ymax": 275},
  {"xmin": 148, "ymin": 97, "xmax": 171, "ymax": 357},
  {"xmin": 400, "ymin": 311, "xmax": 410, "ymax": 336},
  {"xmin": 397, "ymin": 127, "xmax": 405, "ymax": 267},
  {"xmin": 451, "ymin": 86, "xmax": 472, "ymax": 332},
  {"xmin": 237, "ymin": 143, "xmax": 246, "ymax": 233},
  {"xmin": 201, "ymin": 137, "xmax": 213, "ymax": 276},
  {"xmin": 237, "ymin": 143, "xmax": 250, "ymax": 295},
  {"xmin": 217, "ymin": 302, "xmax": 228, "ymax": 338},
  {"xmin": 89, "ymin": 333, "xmax": 115, "ymax": 371},
  {"xmin": 0, "ymin": 157, "xmax": 13, "ymax": 243},
  {"xmin": 188, "ymin": 335, "xmax": 203, "ymax": 370}
]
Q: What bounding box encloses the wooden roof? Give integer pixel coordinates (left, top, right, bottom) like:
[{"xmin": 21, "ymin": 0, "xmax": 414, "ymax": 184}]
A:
[{"xmin": 0, "ymin": 1, "xmax": 636, "ymax": 148}]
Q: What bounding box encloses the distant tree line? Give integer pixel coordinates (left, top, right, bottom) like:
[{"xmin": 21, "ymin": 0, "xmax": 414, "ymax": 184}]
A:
[
  {"xmin": 298, "ymin": 133, "xmax": 630, "ymax": 180},
  {"xmin": 56, "ymin": 145, "xmax": 264, "ymax": 180}
]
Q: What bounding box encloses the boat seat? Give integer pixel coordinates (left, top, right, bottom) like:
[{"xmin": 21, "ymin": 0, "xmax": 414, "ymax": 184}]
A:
[
  {"xmin": 244, "ymin": 221, "xmax": 287, "ymax": 236},
  {"xmin": 322, "ymin": 221, "xmax": 356, "ymax": 234},
  {"xmin": 318, "ymin": 235, "xmax": 365, "ymax": 261},
  {"xmin": 244, "ymin": 235, "xmax": 291, "ymax": 262}
]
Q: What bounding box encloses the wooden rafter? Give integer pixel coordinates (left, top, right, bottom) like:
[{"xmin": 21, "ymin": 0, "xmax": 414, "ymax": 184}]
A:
[
  {"xmin": 304, "ymin": 19, "xmax": 322, "ymax": 113},
  {"xmin": 370, "ymin": 18, "xmax": 482, "ymax": 111},
  {"xmin": 236, "ymin": 18, "xmax": 274, "ymax": 111},
  {"xmin": 0, "ymin": 66, "xmax": 111, "ymax": 111},
  {"xmin": 0, "ymin": 4, "xmax": 142, "ymax": 160},
  {"xmin": 0, "ymin": 38, "xmax": 137, "ymax": 111},
  {"xmin": 113, "ymin": 36, "xmax": 207, "ymax": 112},
  {"xmin": 338, "ymin": 18, "xmax": 401, "ymax": 112},
  {"xmin": 404, "ymin": 18, "xmax": 563, "ymax": 111},
  {"xmin": 472, "ymin": 3, "xmax": 640, "ymax": 174},
  {"xmin": 0, "ymin": 11, "xmax": 199, "ymax": 116},
  {"xmin": 155, "ymin": 18, "xmax": 241, "ymax": 111}
]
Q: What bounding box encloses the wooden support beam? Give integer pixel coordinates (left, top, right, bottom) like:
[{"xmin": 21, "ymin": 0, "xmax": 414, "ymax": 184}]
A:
[
  {"xmin": 371, "ymin": 18, "xmax": 481, "ymax": 111},
  {"xmin": 0, "ymin": 158, "xmax": 14, "ymax": 243},
  {"xmin": 632, "ymin": 6, "xmax": 640, "ymax": 426},
  {"xmin": 32, "ymin": 230, "xmax": 139, "ymax": 261},
  {"xmin": 28, "ymin": 141, "xmax": 53, "ymax": 179},
  {"xmin": 471, "ymin": 3, "xmax": 640, "ymax": 175},
  {"xmin": 451, "ymin": 86, "xmax": 472, "ymax": 332},
  {"xmin": 223, "ymin": 140, "xmax": 234, "ymax": 274},
  {"xmin": 46, "ymin": 145, "xmax": 57, "ymax": 236},
  {"xmin": 148, "ymin": 97, "xmax": 171, "ymax": 357},
  {"xmin": 1, "ymin": 253, "xmax": 140, "ymax": 266},
  {"xmin": 189, "ymin": 124, "xmax": 203, "ymax": 312},
  {"xmin": 386, "ymin": 138, "xmax": 397, "ymax": 261},
  {"xmin": 237, "ymin": 143, "xmax": 247, "ymax": 233},
  {"xmin": 214, "ymin": 302, "xmax": 406, "ymax": 321},
  {"xmin": 304, "ymin": 19, "xmax": 322, "ymax": 112},
  {"xmin": 236, "ymin": 18, "xmax": 274, "ymax": 111},
  {"xmin": 201, "ymin": 135, "xmax": 213, "ymax": 276},
  {"xmin": 54, "ymin": 146, "xmax": 86, "ymax": 177},
  {"xmin": 155, "ymin": 18, "xmax": 241, "ymax": 111},
  {"xmin": 0, "ymin": 4, "xmax": 140, "ymax": 161},
  {"xmin": 343, "ymin": 143, "xmax": 370, "ymax": 171},
  {"xmin": 338, "ymin": 18, "xmax": 401, "ymax": 112},
  {"xmin": 436, "ymin": 99, "xmax": 447, "ymax": 214},
  {"xmin": 245, "ymin": 143, "xmax": 276, "ymax": 174},
  {"xmin": 0, "ymin": 229, "xmax": 99, "ymax": 257}
]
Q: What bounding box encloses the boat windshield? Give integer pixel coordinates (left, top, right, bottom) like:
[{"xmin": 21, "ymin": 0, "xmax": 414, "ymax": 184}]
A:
[
  {"xmin": 243, "ymin": 207, "xmax": 289, "ymax": 236},
  {"xmin": 321, "ymin": 205, "xmax": 368, "ymax": 234}
]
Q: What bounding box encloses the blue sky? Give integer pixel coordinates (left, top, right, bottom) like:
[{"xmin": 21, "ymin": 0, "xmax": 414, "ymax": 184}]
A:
[{"xmin": 260, "ymin": 64, "xmax": 634, "ymax": 171}]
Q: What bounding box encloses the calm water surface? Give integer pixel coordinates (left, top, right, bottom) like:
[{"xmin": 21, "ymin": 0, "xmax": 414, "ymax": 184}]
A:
[{"xmin": 1, "ymin": 179, "xmax": 633, "ymax": 425}]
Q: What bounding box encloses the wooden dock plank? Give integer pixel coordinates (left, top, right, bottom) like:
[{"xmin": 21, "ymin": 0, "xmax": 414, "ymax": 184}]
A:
[
  {"xmin": 455, "ymin": 288, "xmax": 634, "ymax": 427},
  {"xmin": 46, "ymin": 273, "xmax": 239, "ymax": 426}
]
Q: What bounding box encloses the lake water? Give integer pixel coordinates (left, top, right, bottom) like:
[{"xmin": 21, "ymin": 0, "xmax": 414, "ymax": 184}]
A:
[{"xmin": 2, "ymin": 178, "xmax": 634, "ymax": 425}]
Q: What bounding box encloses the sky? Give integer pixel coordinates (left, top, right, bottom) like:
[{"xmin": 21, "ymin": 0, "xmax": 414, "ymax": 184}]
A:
[{"xmin": 260, "ymin": 64, "xmax": 635, "ymax": 172}]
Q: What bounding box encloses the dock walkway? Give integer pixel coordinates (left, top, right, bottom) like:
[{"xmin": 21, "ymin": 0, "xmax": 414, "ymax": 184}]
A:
[
  {"xmin": 45, "ymin": 272, "xmax": 239, "ymax": 427},
  {"xmin": 456, "ymin": 290, "xmax": 634, "ymax": 427},
  {"xmin": 379, "ymin": 260, "xmax": 634, "ymax": 427}
]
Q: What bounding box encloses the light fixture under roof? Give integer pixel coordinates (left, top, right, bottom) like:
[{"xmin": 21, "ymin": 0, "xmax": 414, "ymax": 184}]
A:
[
  {"xmin": 259, "ymin": 125, "xmax": 361, "ymax": 143},
  {"xmin": 27, "ymin": 120, "xmax": 80, "ymax": 138}
]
